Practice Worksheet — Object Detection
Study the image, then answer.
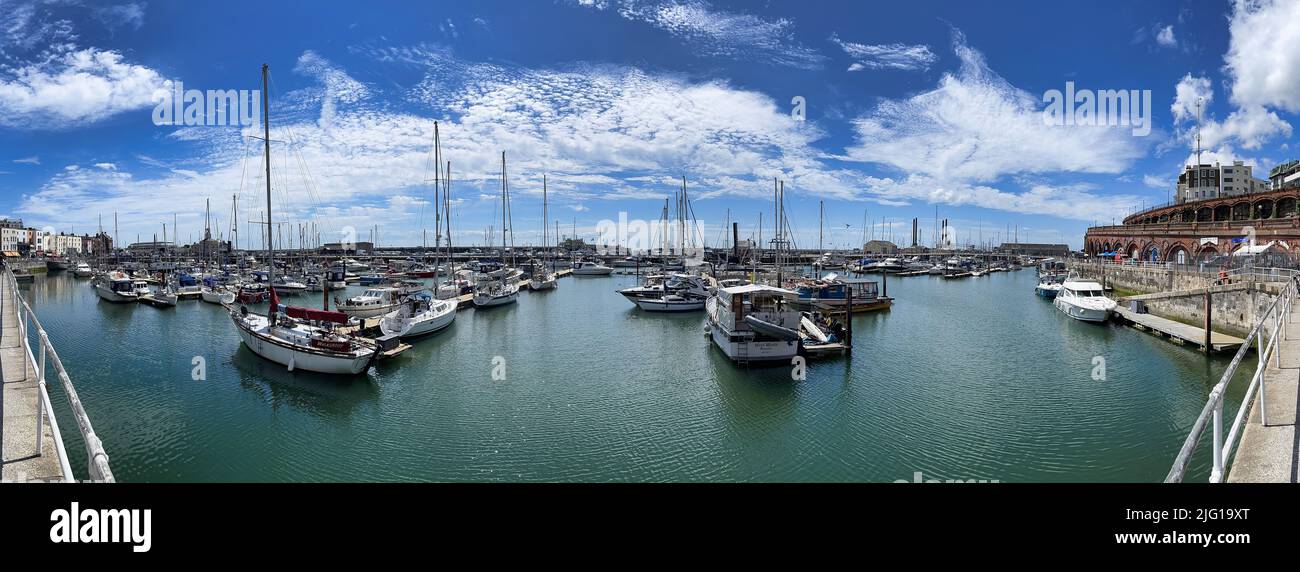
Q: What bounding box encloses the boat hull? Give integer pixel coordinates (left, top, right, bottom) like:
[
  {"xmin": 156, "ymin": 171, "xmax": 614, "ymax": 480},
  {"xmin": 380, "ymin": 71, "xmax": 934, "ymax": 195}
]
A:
[
  {"xmin": 232, "ymin": 315, "xmax": 373, "ymax": 375},
  {"xmin": 708, "ymin": 326, "xmax": 798, "ymax": 363},
  {"xmin": 337, "ymin": 303, "xmax": 401, "ymax": 318},
  {"xmin": 473, "ymin": 292, "xmax": 518, "ymax": 307},
  {"xmin": 634, "ymin": 298, "xmax": 704, "ymax": 312},
  {"xmin": 1054, "ymin": 299, "xmax": 1111, "ymax": 322},
  {"xmin": 94, "ymin": 285, "xmax": 138, "ymax": 303}
]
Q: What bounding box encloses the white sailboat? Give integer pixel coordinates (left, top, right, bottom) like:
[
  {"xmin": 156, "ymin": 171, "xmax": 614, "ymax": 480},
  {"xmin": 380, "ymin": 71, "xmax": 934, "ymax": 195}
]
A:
[
  {"xmin": 529, "ymin": 174, "xmax": 558, "ymax": 291},
  {"xmin": 474, "ymin": 151, "xmax": 520, "ymax": 308},
  {"xmin": 228, "ymin": 64, "xmax": 377, "ymax": 375},
  {"xmin": 380, "ymin": 292, "xmax": 456, "ymax": 338}
]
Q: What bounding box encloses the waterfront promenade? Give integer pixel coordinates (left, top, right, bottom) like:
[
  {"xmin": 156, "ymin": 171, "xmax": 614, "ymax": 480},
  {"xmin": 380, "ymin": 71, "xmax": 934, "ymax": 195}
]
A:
[
  {"xmin": 0, "ymin": 272, "xmax": 65, "ymax": 483},
  {"xmin": 1229, "ymin": 295, "xmax": 1300, "ymax": 482}
]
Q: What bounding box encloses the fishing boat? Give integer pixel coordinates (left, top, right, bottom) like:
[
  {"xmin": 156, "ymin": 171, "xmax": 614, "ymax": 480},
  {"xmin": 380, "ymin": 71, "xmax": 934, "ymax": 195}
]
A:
[
  {"xmin": 336, "ymin": 287, "xmax": 405, "ymax": 318},
  {"xmin": 572, "ymin": 261, "xmax": 614, "ymax": 275},
  {"xmin": 379, "ymin": 291, "xmax": 456, "ymax": 338},
  {"xmin": 705, "ymin": 284, "xmax": 802, "ymax": 363},
  {"xmin": 73, "ymin": 262, "xmax": 94, "ymax": 277},
  {"xmin": 633, "ymin": 293, "xmax": 706, "ymax": 312},
  {"xmin": 94, "ymin": 271, "xmax": 139, "ymax": 303},
  {"xmin": 228, "ymin": 64, "xmax": 377, "ymax": 375},
  {"xmin": 1054, "ymin": 277, "xmax": 1116, "ymax": 323}
]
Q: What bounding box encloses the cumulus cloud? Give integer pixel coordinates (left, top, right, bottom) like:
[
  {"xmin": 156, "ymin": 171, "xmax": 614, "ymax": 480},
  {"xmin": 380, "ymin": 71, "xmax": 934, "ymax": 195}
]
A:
[
  {"xmin": 1171, "ymin": 73, "xmax": 1211, "ymax": 123},
  {"xmin": 829, "ymin": 33, "xmax": 935, "ymax": 72},
  {"xmin": 0, "ymin": 1, "xmax": 166, "ymax": 128},
  {"xmin": 1224, "ymin": 0, "xmax": 1300, "ymax": 112},
  {"xmin": 569, "ymin": 0, "xmax": 825, "ymax": 69}
]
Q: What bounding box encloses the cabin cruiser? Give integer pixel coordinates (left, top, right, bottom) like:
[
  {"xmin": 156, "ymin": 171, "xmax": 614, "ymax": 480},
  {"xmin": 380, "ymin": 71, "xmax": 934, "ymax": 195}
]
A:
[
  {"xmin": 618, "ymin": 273, "xmax": 710, "ymax": 303},
  {"xmin": 633, "ymin": 293, "xmax": 706, "ymax": 312},
  {"xmin": 94, "ymin": 271, "xmax": 140, "ymax": 303},
  {"xmin": 337, "ymin": 287, "xmax": 405, "ymax": 318},
  {"xmin": 705, "ymin": 284, "xmax": 803, "ymax": 363},
  {"xmin": 325, "ymin": 265, "xmax": 348, "ymax": 289},
  {"xmin": 1053, "ymin": 277, "xmax": 1116, "ymax": 322},
  {"xmin": 73, "ymin": 262, "xmax": 94, "ymax": 278},
  {"xmin": 528, "ymin": 263, "xmax": 558, "ymax": 291},
  {"xmin": 272, "ymin": 275, "xmax": 308, "ymax": 294},
  {"xmin": 572, "ymin": 261, "xmax": 614, "ymax": 276},
  {"xmin": 1035, "ymin": 274, "xmax": 1064, "ymax": 298},
  {"xmin": 379, "ymin": 291, "xmax": 456, "ymax": 338}
]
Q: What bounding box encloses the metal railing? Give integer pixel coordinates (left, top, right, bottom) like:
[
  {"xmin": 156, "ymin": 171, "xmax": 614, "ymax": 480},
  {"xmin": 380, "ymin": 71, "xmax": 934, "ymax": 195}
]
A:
[
  {"xmin": 4, "ymin": 269, "xmax": 114, "ymax": 482},
  {"xmin": 1165, "ymin": 268, "xmax": 1300, "ymax": 482}
]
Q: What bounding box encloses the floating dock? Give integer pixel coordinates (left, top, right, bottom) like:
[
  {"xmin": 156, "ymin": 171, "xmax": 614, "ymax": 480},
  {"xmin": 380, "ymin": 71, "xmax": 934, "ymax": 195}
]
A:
[{"xmin": 1112, "ymin": 307, "xmax": 1244, "ymax": 353}]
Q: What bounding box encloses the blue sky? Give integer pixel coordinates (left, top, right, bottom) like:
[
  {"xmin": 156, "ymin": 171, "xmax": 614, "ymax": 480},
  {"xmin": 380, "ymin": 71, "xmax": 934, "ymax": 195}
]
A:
[{"xmin": 2, "ymin": 0, "xmax": 1299, "ymax": 250}]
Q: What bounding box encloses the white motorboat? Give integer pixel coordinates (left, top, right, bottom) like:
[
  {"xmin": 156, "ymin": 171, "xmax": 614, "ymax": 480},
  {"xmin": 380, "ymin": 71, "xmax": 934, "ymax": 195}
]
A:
[
  {"xmin": 272, "ymin": 276, "xmax": 308, "ymax": 294},
  {"xmin": 705, "ymin": 284, "xmax": 802, "ymax": 363},
  {"xmin": 1054, "ymin": 277, "xmax": 1116, "ymax": 322},
  {"xmin": 202, "ymin": 285, "xmax": 236, "ymax": 305},
  {"xmin": 73, "ymin": 262, "xmax": 94, "ymax": 278},
  {"xmin": 93, "ymin": 271, "xmax": 139, "ymax": 303},
  {"xmin": 1035, "ymin": 275, "xmax": 1064, "ymax": 298},
  {"xmin": 336, "ymin": 287, "xmax": 405, "ymax": 318},
  {"xmin": 472, "ymin": 280, "xmax": 519, "ymax": 307},
  {"xmin": 619, "ymin": 273, "xmax": 710, "ymax": 303},
  {"xmin": 379, "ymin": 292, "xmax": 456, "ymax": 338},
  {"xmin": 572, "ymin": 261, "xmax": 614, "ymax": 275},
  {"xmin": 633, "ymin": 294, "xmax": 706, "ymax": 312}
]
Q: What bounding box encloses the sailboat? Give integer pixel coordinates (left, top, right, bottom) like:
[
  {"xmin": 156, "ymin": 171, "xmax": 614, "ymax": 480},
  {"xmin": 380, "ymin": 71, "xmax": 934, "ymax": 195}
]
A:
[
  {"xmin": 474, "ymin": 151, "xmax": 520, "ymax": 308},
  {"xmin": 529, "ymin": 174, "xmax": 558, "ymax": 291},
  {"xmin": 228, "ymin": 64, "xmax": 377, "ymax": 375}
]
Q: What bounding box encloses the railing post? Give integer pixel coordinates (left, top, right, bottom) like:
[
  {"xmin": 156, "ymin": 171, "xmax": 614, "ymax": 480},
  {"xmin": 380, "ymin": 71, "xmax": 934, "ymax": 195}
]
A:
[
  {"xmin": 1212, "ymin": 399, "xmax": 1225, "ymax": 482},
  {"xmin": 36, "ymin": 330, "xmax": 46, "ymax": 455}
]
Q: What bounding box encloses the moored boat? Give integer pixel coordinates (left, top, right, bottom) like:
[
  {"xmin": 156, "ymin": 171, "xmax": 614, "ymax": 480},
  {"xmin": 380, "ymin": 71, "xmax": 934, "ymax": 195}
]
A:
[{"xmin": 1053, "ymin": 277, "xmax": 1116, "ymax": 322}]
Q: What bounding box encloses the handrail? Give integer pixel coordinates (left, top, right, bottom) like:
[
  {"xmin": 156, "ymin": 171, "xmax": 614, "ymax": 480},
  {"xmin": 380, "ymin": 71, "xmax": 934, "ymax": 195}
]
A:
[
  {"xmin": 1165, "ymin": 268, "xmax": 1300, "ymax": 482},
  {"xmin": 4, "ymin": 269, "xmax": 114, "ymax": 482}
]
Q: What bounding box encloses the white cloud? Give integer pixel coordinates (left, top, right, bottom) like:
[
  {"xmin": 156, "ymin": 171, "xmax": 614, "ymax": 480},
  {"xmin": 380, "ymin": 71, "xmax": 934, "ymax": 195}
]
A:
[
  {"xmin": 860, "ymin": 176, "xmax": 1150, "ymax": 223},
  {"xmin": 0, "ymin": 47, "xmax": 167, "ymax": 128},
  {"xmin": 1224, "ymin": 0, "xmax": 1300, "ymax": 112},
  {"xmin": 569, "ymin": 0, "xmax": 825, "ymax": 69},
  {"xmin": 94, "ymin": 2, "xmax": 147, "ymax": 30},
  {"xmin": 1143, "ymin": 174, "xmax": 1168, "ymax": 188},
  {"xmin": 1156, "ymin": 25, "xmax": 1176, "ymax": 48},
  {"xmin": 1171, "ymin": 73, "xmax": 1211, "ymax": 123},
  {"xmin": 829, "ymin": 33, "xmax": 935, "ymax": 72},
  {"xmin": 12, "ymin": 156, "xmax": 39, "ymax": 164},
  {"xmin": 94, "ymin": 162, "xmax": 117, "ymax": 170},
  {"xmin": 842, "ymin": 31, "xmax": 1145, "ymax": 184}
]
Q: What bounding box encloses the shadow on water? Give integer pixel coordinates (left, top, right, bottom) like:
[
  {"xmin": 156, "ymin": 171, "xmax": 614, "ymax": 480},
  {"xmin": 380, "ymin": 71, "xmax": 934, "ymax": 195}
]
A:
[{"xmin": 230, "ymin": 344, "xmax": 378, "ymax": 417}]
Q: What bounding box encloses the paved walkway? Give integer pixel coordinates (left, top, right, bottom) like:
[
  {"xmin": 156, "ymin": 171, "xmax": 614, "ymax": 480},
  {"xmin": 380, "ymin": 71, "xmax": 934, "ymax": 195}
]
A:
[
  {"xmin": 0, "ymin": 275, "xmax": 65, "ymax": 483},
  {"xmin": 1229, "ymin": 297, "xmax": 1300, "ymax": 482}
]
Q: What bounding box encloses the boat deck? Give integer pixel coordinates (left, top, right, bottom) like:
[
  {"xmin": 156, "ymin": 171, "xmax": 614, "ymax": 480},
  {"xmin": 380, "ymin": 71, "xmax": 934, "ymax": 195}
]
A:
[
  {"xmin": 1, "ymin": 274, "xmax": 66, "ymax": 483},
  {"xmin": 1112, "ymin": 307, "xmax": 1244, "ymax": 352}
]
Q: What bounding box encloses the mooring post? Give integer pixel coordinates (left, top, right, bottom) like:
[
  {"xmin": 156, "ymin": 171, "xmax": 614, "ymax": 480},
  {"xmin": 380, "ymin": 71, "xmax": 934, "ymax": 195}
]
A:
[{"xmin": 1204, "ymin": 289, "xmax": 1213, "ymax": 353}]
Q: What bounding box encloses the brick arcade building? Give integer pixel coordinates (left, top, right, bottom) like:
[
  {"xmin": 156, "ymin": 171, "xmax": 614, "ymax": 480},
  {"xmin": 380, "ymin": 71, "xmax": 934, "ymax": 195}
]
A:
[{"xmin": 1083, "ymin": 187, "xmax": 1300, "ymax": 264}]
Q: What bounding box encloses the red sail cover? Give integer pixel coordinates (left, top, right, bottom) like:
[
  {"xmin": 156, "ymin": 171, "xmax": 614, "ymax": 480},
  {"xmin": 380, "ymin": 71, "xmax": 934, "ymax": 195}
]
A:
[{"xmin": 284, "ymin": 305, "xmax": 350, "ymax": 324}]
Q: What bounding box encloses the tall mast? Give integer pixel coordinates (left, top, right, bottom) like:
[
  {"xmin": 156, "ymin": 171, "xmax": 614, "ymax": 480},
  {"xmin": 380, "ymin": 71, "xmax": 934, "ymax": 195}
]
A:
[
  {"xmin": 262, "ymin": 63, "xmax": 274, "ymax": 285},
  {"xmin": 542, "ymin": 174, "xmax": 548, "ymax": 264}
]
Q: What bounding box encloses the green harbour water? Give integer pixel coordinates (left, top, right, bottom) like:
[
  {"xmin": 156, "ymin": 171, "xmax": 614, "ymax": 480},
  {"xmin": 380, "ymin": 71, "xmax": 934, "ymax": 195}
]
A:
[{"xmin": 23, "ymin": 268, "xmax": 1246, "ymax": 482}]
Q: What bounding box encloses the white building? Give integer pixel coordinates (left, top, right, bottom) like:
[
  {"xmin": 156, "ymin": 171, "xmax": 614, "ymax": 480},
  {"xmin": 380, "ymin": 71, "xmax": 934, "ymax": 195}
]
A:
[
  {"xmin": 0, "ymin": 227, "xmax": 27, "ymax": 252},
  {"xmin": 42, "ymin": 233, "xmax": 83, "ymax": 256},
  {"xmin": 1177, "ymin": 160, "xmax": 1272, "ymax": 203}
]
